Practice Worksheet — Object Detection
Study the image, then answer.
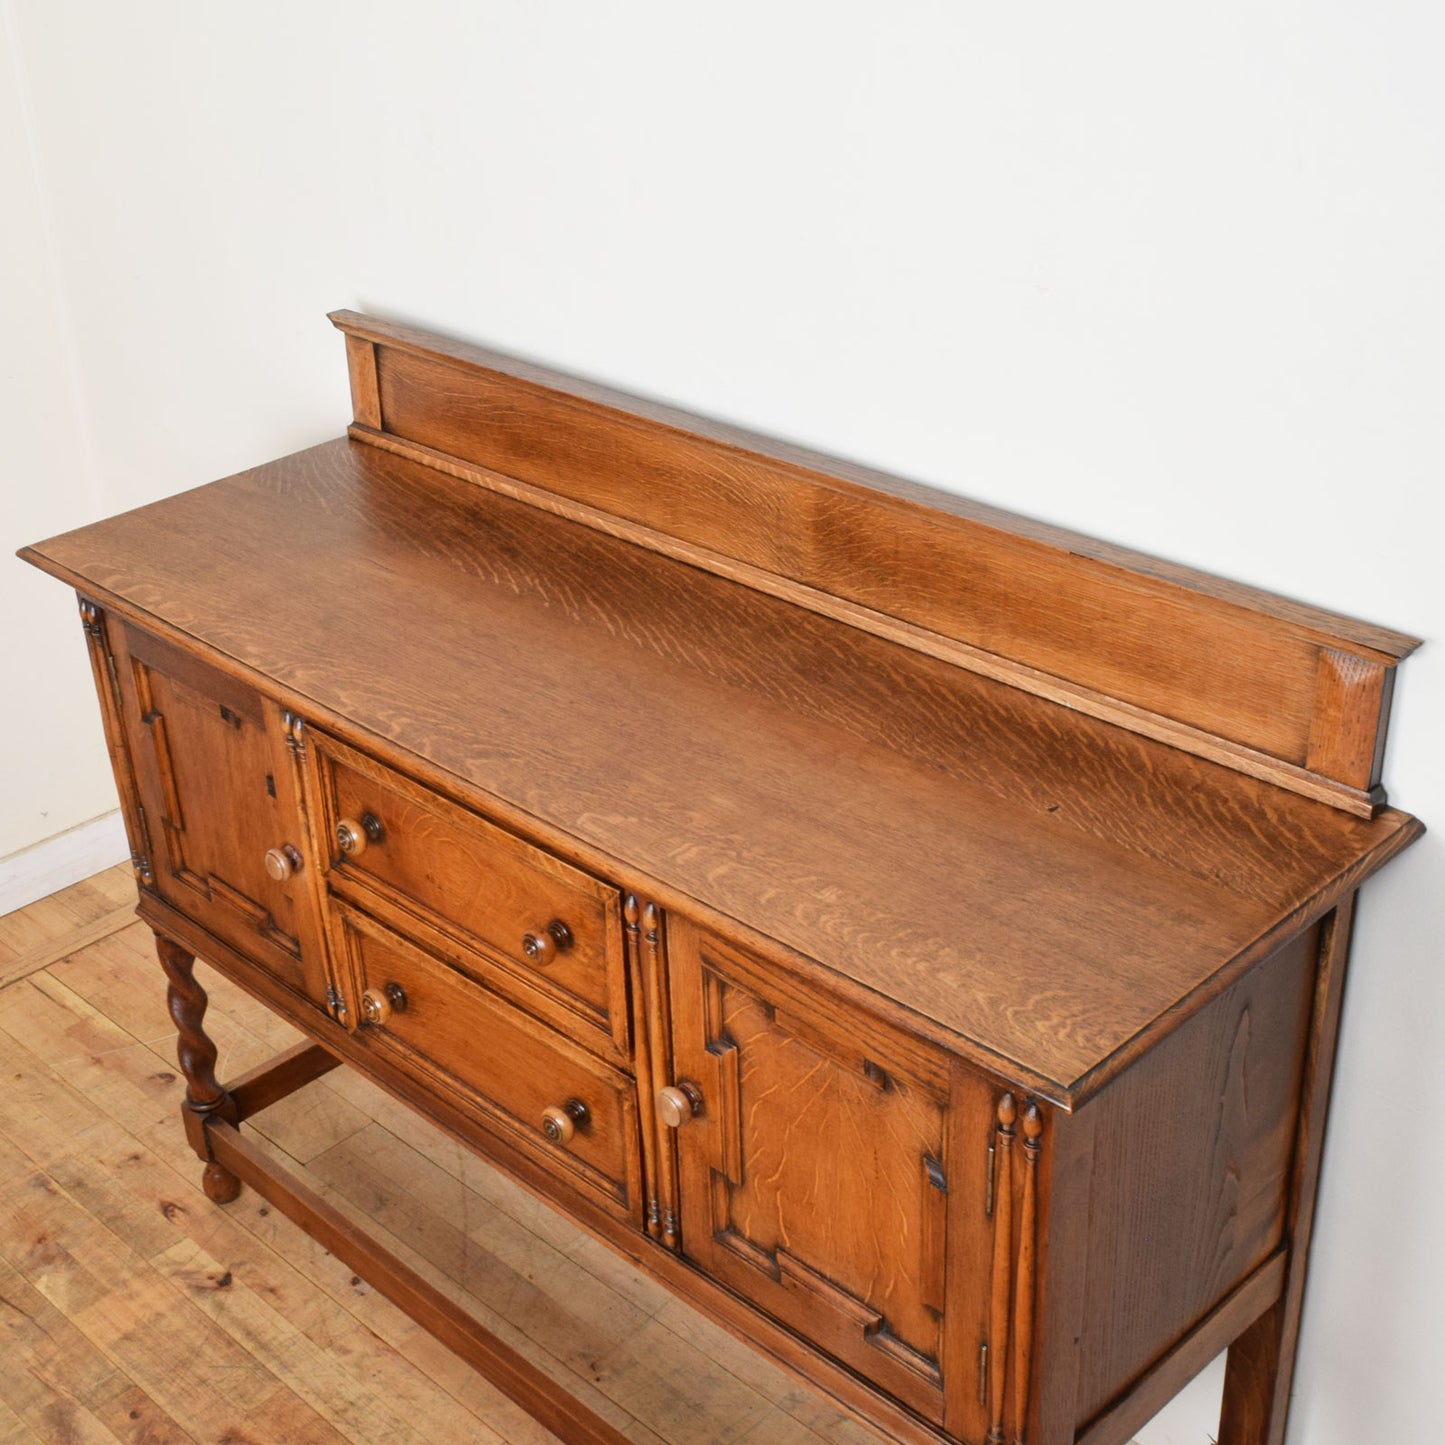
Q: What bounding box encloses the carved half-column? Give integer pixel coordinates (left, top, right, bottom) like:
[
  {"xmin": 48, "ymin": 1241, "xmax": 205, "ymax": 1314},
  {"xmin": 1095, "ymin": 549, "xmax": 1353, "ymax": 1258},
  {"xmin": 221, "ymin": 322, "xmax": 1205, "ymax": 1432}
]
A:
[
  {"xmin": 624, "ymin": 893, "xmax": 663, "ymax": 1241},
  {"xmin": 154, "ymin": 933, "xmax": 241, "ymax": 1202},
  {"xmin": 643, "ymin": 900, "xmax": 681, "ymax": 1250},
  {"xmin": 1013, "ymin": 1102, "xmax": 1043, "ymax": 1445},
  {"xmin": 985, "ymin": 1090, "xmax": 1045, "ymax": 1445},
  {"xmin": 987, "ymin": 1092, "xmax": 1017, "ymax": 1445}
]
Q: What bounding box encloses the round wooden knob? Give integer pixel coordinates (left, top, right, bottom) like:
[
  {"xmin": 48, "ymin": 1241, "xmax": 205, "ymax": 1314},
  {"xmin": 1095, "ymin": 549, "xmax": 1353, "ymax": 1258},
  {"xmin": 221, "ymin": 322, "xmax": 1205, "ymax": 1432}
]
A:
[
  {"xmin": 337, "ymin": 813, "xmax": 384, "ymax": 858},
  {"xmin": 522, "ymin": 920, "xmax": 574, "ymax": 967},
  {"xmin": 657, "ymin": 1083, "xmax": 702, "ymax": 1130},
  {"xmin": 361, "ymin": 983, "xmax": 406, "ymax": 1026},
  {"xmin": 541, "ymin": 1098, "xmax": 589, "ymax": 1146},
  {"xmin": 263, "ymin": 844, "xmax": 302, "ymax": 882}
]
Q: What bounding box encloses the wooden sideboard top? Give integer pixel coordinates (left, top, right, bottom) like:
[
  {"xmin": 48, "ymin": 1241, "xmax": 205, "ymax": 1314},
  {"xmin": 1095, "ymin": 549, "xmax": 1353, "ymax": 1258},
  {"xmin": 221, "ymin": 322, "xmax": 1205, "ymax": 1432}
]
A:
[{"xmin": 22, "ymin": 432, "xmax": 1421, "ymax": 1104}]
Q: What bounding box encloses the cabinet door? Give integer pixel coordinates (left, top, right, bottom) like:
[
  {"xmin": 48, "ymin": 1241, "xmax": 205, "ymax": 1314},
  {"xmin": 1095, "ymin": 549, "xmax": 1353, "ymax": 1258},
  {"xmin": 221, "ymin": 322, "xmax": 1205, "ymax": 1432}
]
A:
[
  {"xmin": 667, "ymin": 918, "xmax": 955, "ymax": 1424},
  {"xmin": 116, "ymin": 625, "xmax": 331, "ymax": 1012}
]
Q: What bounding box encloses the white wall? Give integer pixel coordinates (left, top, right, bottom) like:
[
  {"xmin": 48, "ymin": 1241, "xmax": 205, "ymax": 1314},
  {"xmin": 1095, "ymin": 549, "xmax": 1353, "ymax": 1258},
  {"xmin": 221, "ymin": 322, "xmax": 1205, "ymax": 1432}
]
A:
[
  {"xmin": 3, "ymin": 4, "xmax": 1440, "ymax": 1441},
  {"xmin": 0, "ymin": 2, "xmax": 118, "ymax": 868}
]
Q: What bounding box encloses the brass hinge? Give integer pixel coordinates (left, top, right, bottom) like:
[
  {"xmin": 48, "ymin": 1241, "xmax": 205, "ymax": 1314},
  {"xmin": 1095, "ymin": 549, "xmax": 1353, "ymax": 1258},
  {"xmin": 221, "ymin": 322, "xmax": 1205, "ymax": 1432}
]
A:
[{"xmin": 985, "ymin": 1140, "xmax": 997, "ymax": 1216}]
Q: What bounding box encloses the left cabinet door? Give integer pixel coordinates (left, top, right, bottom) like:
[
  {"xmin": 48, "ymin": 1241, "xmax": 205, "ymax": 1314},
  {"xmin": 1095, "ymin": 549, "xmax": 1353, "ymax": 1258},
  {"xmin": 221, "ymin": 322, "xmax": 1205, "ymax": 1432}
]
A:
[{"xmin": 113, "ymin": 623, "xmax": 333, "ymax": 1014}]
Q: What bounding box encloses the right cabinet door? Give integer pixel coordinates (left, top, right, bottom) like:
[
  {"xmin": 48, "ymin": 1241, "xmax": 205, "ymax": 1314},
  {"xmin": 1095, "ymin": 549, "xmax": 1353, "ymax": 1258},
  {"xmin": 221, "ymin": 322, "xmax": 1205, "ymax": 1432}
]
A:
[{"xmin": 667, "ymin": 917, "xmax": 999, "ymax": 1430}]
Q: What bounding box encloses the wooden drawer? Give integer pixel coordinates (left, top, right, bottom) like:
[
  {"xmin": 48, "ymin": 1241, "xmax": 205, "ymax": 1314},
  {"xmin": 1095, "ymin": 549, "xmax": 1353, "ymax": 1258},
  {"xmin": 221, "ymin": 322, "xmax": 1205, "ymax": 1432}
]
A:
[
  {"xmin": 332, "ymin": 902, "xmax": 640, "ymax": 1218},
  {"xmin": 312, "ymin": 732, "xmax": 628, "ymax": 1054}
]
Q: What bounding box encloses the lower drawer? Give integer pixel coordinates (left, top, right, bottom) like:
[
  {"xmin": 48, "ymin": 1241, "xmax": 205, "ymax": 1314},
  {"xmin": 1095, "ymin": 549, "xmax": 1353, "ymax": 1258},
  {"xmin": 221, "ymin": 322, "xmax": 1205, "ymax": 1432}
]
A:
[{"xmin": 330, "ymin": 902, "xmax": 640, "ymax": 1219}]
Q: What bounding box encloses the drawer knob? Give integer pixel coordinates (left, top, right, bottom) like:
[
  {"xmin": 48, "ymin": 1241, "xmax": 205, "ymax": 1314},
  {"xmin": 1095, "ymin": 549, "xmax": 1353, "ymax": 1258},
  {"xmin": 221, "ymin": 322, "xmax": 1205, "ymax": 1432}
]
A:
[
  {"xmin": 541, "ymin": 1098, "xmax": 589, "ymax": 1146},
  {"xmin": 337, "ymin": 813, "xmax": 385, "ymax": 858},
  {"xmin": 263, "ymin": 844, "xmax": 303, "ymax": 882},
  {"xmin": 360, "ymin": 982, "xmax": 407, "ymax": 1026},
  {"xmin": 521, "ymin": 920, "xmax": 574, "ymax": 967},
  {"xmin": 657, "ymin": 1082, "xmax": 703, "ymax": 1130}
]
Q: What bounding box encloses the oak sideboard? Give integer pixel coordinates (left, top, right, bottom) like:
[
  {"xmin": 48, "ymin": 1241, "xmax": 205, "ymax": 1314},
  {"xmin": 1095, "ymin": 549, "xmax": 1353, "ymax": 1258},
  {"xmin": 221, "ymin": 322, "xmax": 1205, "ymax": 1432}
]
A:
[{"xmin": 20, "ymin": 311, "xmax": 1423, "ymax": 1445}]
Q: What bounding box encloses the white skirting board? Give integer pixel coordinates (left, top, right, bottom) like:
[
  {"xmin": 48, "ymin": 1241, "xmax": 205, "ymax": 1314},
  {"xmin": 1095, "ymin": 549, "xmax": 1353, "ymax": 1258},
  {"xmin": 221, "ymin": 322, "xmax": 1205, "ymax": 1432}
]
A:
[{"xmin": 0, "ymin": 812, "xmax": 131, "ymax": 917}]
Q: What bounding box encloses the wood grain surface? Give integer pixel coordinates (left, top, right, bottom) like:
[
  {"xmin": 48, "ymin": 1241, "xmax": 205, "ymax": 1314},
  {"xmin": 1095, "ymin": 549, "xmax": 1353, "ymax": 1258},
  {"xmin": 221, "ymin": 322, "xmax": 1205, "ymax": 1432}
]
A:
[
  {"xmin": 20, "ymin": 437, "xmax": 1422, "ymax": 1097},
  {"xmin": 1071, "ymin": 924, "xmax": 1319, "ymax": 1423},
  {"xmin": 331, "ymin": 309, "xmax": 1417, "ymax": 805}
]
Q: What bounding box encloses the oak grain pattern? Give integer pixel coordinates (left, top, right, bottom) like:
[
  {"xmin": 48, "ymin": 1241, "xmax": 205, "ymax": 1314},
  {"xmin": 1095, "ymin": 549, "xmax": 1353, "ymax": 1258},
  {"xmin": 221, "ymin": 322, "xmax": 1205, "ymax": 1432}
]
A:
[
  {"xmin": 350, "ymin": 423, "xmax": 1385, "ymax": 819},
  {"xmin": 1305, "ymin": 649, "xmax": 1395, "ymax": 793},
  {"xmin": 1070, "ymin": 925, "xmax": 1319, "ymax": 1425},
  {"xmin": 316, "ymin": 731, "xmax": 626, "ymax": 1049},
  {"xmin": 938, "ymin": 1063, "xmax": 1004, "ymax": 1444},
  {"xmin": 342, "ymin": 313, "xmax": 1418, "ymax": 793},
  {"xmin": 1219, "ymin": 898, "xmax": 1361, "ymax": 1445},
  {"xmin": 325, "ymin": 314, "xmax": 1417, "ymax": 651},
  {"xmin": 1075, "ymin": 1254, "xmax": 1286, "ymax": 1445},
  {"xmin": 111, "ymin": 625, "xmax": 333, "ymax": 1015},
  {"xmin": 343, "ymin": 313, "xmax": 1416, "ymax": 745},
  {"xmin": 332, "ymin": 905, "xmax": 639, "ymax": 1219},
  {"xmin": 1022, "ymin": 1101, "xmax": 1094, "ymax": 1445},
  {"xmin": 344, "ymin": 334, "xmax": 382, "ymax": 431},
  {"xmin": 20, "ymin": 438, "xmax": 1423, "ymax": 1092},
  {"xmin": 666, "ymin": 917, "xmax": 951, "ymax": 1424}
]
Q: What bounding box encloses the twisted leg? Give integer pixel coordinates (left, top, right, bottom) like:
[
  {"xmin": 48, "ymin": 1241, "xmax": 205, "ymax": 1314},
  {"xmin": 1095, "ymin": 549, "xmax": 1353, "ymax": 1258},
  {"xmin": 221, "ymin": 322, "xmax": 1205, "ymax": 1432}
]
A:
[{"xmin": 155, "ymin": 933, "xmax": 241, "ymax": 1202}]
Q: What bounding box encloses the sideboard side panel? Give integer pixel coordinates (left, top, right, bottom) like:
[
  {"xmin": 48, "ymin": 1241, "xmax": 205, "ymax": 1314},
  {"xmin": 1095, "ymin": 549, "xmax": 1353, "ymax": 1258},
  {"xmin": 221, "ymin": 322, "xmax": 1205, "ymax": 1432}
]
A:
[{"xmin": 1072, "ymin": 924, "xmax": 1319, "ymax": 1425}]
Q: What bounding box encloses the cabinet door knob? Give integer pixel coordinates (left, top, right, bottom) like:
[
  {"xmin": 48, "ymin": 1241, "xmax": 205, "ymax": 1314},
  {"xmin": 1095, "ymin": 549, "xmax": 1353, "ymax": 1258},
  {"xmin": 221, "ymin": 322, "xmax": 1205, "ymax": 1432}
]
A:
[
  {"xmin": 337, "ymin": 813, "xmax": 385, "ymax": 858},
  {"xmin": 657, "ymin": 1082, "xmax": 703, "ymax": 1129},
  {"xmin": 360, "ymin": 982, "xmax": 407, "ymax": 1026},
  {"xmin": 521, "ymin": 920, "xmax": 574, "ymax": 967},
  {"xmin": 541, "ymin": 1098, "xmax": 589, "ymax": 1146},
  {"xmin": 263, "ymin": 844, "xmax": 303, "ymax": 882}
]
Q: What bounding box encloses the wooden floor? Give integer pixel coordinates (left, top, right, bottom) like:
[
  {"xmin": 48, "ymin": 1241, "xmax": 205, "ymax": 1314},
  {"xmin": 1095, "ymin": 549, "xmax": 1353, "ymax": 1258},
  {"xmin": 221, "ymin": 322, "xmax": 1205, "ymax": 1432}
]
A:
[{"xmin": 0, "ymin": 866, "xmax": 890, "ymax": 1445}]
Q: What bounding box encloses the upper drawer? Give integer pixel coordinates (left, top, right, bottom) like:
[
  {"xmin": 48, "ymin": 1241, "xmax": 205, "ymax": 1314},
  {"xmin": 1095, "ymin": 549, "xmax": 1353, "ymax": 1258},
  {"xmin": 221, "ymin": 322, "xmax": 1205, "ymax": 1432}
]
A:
[{"xmin": 311, "ymin": 731, "xmax": 628, "ymax": 1055}]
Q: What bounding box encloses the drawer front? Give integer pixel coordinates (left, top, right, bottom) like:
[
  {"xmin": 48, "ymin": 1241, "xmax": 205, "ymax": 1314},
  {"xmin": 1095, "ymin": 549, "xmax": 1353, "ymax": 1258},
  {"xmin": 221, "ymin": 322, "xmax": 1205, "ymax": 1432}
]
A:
[
  {"xmin": 314, "ymin": 733, "xmax": 627, "ymax": 1052},
  {"xmin": 333, "ymin": 903, "xmax": 639, "ymax": 1217}
]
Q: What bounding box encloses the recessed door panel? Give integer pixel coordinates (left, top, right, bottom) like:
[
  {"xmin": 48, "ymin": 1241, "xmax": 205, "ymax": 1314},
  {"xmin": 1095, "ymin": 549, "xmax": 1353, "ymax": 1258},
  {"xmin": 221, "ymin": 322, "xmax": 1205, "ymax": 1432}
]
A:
[
  {"xmin": 667, "ymin": 917, "xmax": 952, "ymax": 1423},
  {"xmin": 118, "ymin": 626, "xmax": 329, "ymax": 1011}
]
